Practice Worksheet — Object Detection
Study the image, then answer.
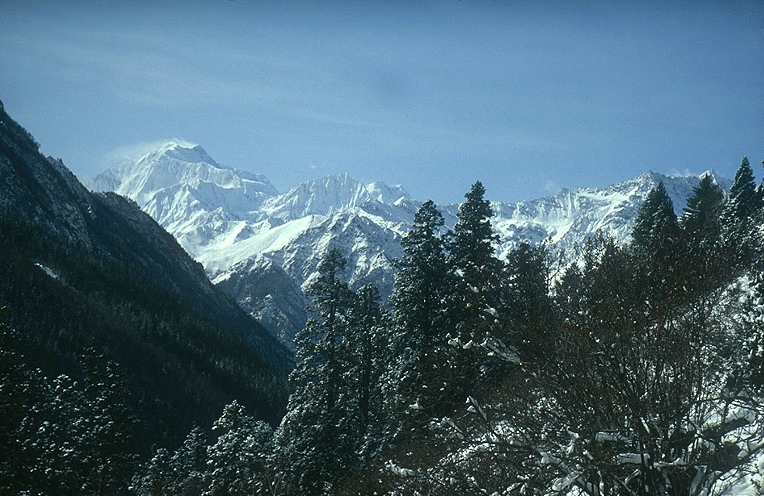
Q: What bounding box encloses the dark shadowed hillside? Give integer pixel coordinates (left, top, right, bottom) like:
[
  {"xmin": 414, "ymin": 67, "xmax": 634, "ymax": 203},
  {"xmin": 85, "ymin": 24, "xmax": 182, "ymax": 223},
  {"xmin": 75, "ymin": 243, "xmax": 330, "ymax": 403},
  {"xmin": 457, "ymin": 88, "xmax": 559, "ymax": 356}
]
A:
[{"xmin": 0, "ymin": 100, "xmax": 292, "ymax": 459}]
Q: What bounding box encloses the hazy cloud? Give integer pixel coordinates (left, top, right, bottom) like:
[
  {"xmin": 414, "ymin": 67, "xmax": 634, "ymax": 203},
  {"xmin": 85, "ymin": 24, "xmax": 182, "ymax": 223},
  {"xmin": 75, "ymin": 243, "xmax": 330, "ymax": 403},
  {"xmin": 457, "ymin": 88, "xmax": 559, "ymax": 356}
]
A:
[{"xmin": 103, "ymin": 139, "xmax": 197, "ymax": 167}]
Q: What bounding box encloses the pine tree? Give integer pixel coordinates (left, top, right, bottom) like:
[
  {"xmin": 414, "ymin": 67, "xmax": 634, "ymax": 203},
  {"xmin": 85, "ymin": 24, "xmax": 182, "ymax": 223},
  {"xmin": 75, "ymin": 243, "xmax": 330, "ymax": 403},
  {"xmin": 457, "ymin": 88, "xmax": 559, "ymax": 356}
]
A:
[
  {"xmin": 680, "ymin": 174, "xmax": 727, "ymax": 296},
  {"xmin": 205, "ymin": 401, "xmax": 273, "ymax": 496},
  {"xmin": 631, "ymin": 181, "xmax": 681, "ymax": 310},
  {"xmin": 79, "ymin": 349, "xmax": 138, "ymax": 494},
  {"xmin": 347, "ymin": 283, "xmax": 388, "ymax": 438},
  {"xmin": 272, "ymin": 248, "xmax": 357, "ymax": 495},
  {"xmin": 681, "ymin": 174, "xmax": 725, "ymax": 241},
  {"xmin": 444, "ymin": 181, "xmax": 503, "ymax": 406},
  {"xmin": 722, "ymin": 156, "xmax": 762, "ymax": 266},
  {"xmin": 631, "ymin": 181, "xmax": 680, "ymax": 259},
  {"xmin": 448, "ymin": 181, "xmax": 502, "ymax": 343},
  {"xmin": 725, "ymin": 156, "xmax": 757, "ymax": 222},
  {"xmin": 168, "ymin": 427, "xmax": 208, "ymax": 495},
  {"xmin": 386, "ymin": 200, "xmax": 453, "ymax": 415},
  {"xmin": 390, "ymin": 199, "xmax": 450, "ymax": 352}
]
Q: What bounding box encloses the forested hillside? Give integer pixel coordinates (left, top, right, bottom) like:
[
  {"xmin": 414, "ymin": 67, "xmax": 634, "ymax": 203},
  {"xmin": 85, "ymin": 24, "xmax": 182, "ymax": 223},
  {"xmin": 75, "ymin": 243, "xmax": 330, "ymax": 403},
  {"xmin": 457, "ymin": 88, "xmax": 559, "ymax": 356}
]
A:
[
  {"xmin": 135, "ymin": 164, "xmax": 764, "ymax": 495},
  {"xmin": 0, "ymin": 102, "xmax": 291, "ymax": 494},
  {"xmin": 2, "ymin": 96, "xmax": 762, "ymax": 495}
]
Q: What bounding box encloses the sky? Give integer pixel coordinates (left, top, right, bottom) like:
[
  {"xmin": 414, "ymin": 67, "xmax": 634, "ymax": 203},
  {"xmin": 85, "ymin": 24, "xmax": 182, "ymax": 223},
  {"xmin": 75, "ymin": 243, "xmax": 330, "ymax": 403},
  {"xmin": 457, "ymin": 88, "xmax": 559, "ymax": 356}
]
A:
[{"xmin": 1, "ymin": 1, "xmax": 763, "ymax": 205}]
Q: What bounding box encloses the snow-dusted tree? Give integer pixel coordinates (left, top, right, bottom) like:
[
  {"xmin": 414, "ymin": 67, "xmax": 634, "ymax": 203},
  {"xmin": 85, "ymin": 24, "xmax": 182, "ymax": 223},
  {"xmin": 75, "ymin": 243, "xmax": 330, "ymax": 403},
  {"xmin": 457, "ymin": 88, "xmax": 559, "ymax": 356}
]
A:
[
  {"xmin": 366, "ymin": 199, "xmax": 462, "ymax": 494},
  {"xmin": 680, "ymin": 174, "xmax": 728, "ymax": 296},
  {"xmin": 682, "ymin": 173, "xmax": 725, "ymax": 242},
  {"xmin": 448, "ymin": 180, "xmax": 502, "ymax": 344},
  {"xmin": 205, "ymin": 401, "xmax": 273, "ymax": 495},
  {"xmin": 503, "ymin": 241, "xmax": 553, "ymax": 362},
  {"xmin": 271, "ymin": 248, "xmax": 358, "ymax": 495},
  {"xmin": 79, "ymin": 349, "xmax": 138, "ymax": 494},
  {"xmin": 390, "ymin": 199, "xmax": 450, "ymax": 352},
  {"xmin": 386, "ymin": 199, "xmax": 452, "ymax": 415},
  {"xmin": 722, "ymin": 156, "xmax": 762, "ymax": 265},
  {"xmin": 129, "ymin": 447, "xmax": 173, "ymax": 496},
  {"xmin": 347, "ymin": 283, "xmax": 389, "ymax": 447},
  {"xmin": 631, "ymin": 181, "xmax": 680, "ymax": 263},
  {"xmin": 726, "ymin": 156, "xmax": 758, "ymax": 222},
  {"xmin": 167, "ymin": 426, "xmax": 208, "ymax": 495}
]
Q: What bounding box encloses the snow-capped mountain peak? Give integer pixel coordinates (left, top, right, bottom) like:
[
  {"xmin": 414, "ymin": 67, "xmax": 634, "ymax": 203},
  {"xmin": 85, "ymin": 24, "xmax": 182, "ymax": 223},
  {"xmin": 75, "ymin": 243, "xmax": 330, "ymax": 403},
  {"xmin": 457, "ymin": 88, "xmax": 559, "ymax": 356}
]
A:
[
  {"xmin": 263, "ymin": 173, "xmax": 398, "ymax": 220},
  {"xmin": 88, "ymin": 141, "xmax": 729, "ymax": 348}
]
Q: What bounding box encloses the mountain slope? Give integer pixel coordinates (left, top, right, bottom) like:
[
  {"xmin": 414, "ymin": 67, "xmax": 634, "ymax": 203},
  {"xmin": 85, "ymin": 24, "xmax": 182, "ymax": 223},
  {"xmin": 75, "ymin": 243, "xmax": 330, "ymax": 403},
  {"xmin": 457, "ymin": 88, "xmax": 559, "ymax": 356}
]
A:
[
  {"xmin": 90, "ymin": 142, "xmax": 729, "ymax": 347},
  {"xmin": 0, "ymin": 101, "xmax": 291, "ymax": 453}
]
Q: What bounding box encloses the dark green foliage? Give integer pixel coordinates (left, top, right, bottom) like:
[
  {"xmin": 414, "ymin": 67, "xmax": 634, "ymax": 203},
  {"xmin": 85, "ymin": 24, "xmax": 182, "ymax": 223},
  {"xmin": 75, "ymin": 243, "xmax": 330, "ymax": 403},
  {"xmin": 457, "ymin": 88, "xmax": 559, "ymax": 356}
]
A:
[
  {"xmin": 347, "ymin": 284, "xmax": 389, "ymax": 446},
  {"xmin": 682, "ymin": 174, "xmax": 725, "ymax": 241},
  {"xmin": 726, "ymin": 156, "xmax": 758, "ymax": 222},
  {"xmin": 272, "ymin": 248, "xmax": 359, "ymax": 495},
  {"xmin": 0, "ymin": 101, "xmax": 290, "ymax": 492},
  {"xmin": 722, "ymin": 156, "xmax": 764, "ymax": 266},
  {"xmin": 680, "ymin": 175, "xmax": 730, "ymax": 297},
  {"xmin": 448, "ymin": 180, "xmax": 503, "ymax": 343},
  {"xmin": 388, "ymin": 200, "xmax": 451, "ymax": 415},
  {"xmin": 0, "ymin": 332, "xmax": 139, "ymax": 495},
  {"xmin": 391, "ymin": 199, "xmax": 450, "ymax": 351},
  {"xmin": 130, "ymin": 402, "xmax": 273, "ymax": 496},
  {"xmin": 631, "ymin": 181, "xmax": 680, "ymax": 261}
]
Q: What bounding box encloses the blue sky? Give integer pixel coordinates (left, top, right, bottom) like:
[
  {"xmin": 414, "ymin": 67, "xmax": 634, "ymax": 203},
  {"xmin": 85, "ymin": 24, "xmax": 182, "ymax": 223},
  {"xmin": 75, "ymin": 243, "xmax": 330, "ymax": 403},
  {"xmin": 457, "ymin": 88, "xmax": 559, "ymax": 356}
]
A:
[{"xmin": 1, "ymin": 1, "xmax": 762, "ymax": 204}]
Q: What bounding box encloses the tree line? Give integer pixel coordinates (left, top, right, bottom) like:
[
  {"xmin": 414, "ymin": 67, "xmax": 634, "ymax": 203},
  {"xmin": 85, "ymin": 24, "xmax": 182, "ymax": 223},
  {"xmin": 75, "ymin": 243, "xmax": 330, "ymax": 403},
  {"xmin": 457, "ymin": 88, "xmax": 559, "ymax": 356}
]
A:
[
  {"xmin": 130, "ymin": 157, "xmax": 764, "ymax": 495},
  {"xmin": 4, "ymin": 157, "xmax": 764, "ymax": 494}
]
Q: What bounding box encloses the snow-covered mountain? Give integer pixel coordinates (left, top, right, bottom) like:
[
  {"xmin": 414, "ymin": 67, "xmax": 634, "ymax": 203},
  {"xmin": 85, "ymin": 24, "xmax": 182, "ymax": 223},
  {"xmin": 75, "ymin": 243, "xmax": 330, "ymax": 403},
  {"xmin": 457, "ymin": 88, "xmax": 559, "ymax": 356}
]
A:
[{"xmin": 89, "ymin": 142, "xmax": 730, "ymax": 347}]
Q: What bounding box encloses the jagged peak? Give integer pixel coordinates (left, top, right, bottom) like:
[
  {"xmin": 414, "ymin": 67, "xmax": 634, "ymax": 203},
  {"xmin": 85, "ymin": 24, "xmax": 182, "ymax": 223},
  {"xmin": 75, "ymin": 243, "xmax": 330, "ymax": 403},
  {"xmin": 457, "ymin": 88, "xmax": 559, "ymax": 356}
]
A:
[
  {"xmin": 365, "ymin": 181, "xmax": 411, "ymax": 204},
  {"xmin": 135, "ymin": 140, "xmax": 219, "ymax": 168}
]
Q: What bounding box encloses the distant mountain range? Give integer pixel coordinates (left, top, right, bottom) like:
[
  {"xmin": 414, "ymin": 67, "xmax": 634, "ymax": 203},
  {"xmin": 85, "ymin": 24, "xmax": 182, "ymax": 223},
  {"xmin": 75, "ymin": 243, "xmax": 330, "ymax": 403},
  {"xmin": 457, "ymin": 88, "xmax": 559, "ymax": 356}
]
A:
[{"xmin": 88, "ymin": 141, "xmax": 731, "ymax": 347}]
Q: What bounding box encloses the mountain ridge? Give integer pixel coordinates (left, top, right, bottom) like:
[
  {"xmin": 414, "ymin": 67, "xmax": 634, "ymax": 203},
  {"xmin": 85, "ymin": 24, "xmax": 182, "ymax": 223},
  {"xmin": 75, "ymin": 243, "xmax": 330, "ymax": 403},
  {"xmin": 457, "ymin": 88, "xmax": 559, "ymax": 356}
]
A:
[
  {"xmin": 88, "ymin": 142, "xmax": 731, "ymax": 347},
  {"xmin": 1, "ymin": 104, "xmax": 291, "ymax": 452}
]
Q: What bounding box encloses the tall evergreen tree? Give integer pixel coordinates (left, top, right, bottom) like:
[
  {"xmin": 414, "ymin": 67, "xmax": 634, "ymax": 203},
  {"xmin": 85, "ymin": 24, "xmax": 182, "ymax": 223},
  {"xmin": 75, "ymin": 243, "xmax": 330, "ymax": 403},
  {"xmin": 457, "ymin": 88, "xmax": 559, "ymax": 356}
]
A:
[
  {"xmin": 448, "ymin": 180, "xmax": 502, "ymax": 343},
  {"xmin": 631, "ymin": 181, "xmax": 681, "ymax": 309},
  {"xmin": 272, "ymin": 248, "xmax": 356, "ymax": 495},
  {"xmin": 347, "ymin": 283, "xmax": 388, "ymax": 435},
  {"xmin": 344, "ymin": 282, "xmax": 391, "ymax": 478},
  {"xmin": 390, "ymin": 199, "xmax": 450, "ymax": 353},
  {"xmin": 205, "ymin": 401, "xmax": 273, "ymax": 496},
  {"xmin": 722, "ymin": 156, "xmax": 762, "ymax": 266},
  {"xmin": 681, "ymin": 174, "xmax": 725, "ymax": 240},
  {"xmin": 680, "ymin": 174, "xmax": 728, "ymax": 296},
  {"xmin": 631, "ymin": 181, "xmax": 680, "ymax": 258},
  {"xmin": 725, "ymin": 156, "xmax": 757, "ymax": 222},
  {"xmin": 366, "ymin": 200, "xmax": 459, "ymax": 493}
]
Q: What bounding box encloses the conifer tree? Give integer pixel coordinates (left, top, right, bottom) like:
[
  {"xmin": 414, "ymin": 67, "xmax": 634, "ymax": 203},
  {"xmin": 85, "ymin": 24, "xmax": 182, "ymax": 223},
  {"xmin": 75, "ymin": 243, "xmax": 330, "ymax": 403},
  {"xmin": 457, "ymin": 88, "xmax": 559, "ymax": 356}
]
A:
[
  {"xmin": 722, "ymin": 156, "xmax": 762, "ymax": 266},
  {"xmin": 725, "ymin": 156, "xmax": 757, "ymax": 222},
  {"xmin": 631, "ymin": 181, "xmax": 681, "ymax": 309},
  {"xmin": 272, "ymin": 248, "xmax": 357, "ymax": 495},
  {"xmin": 631, "ymin": 181, "xmax": 680, "ymax": 259},
  {"xmin": 386, "ymin": 199, "xmax": 452, "ymax": 415},
  {"xmin": 347, "ymin": 283, "xmax": 388, "ymax": 437},
  {"xmin": 680, "ymin": 174, "xmax": 727, "ymax": 295},
  {"xmin": 205, "ymin": 401, "xmax": 273, "ymax": 496},
  {"xmin": 391, "ymin": 199, "xmax": 450, "ymax": 352},
  {"xmin": 168, "ymin": 426, "xmax": 209, "ymax": 495},
  {"xmin": 444, "ymin": 181, "xmax": 503, "ymax": 405},
  {"xmin": 448, "ymin": 181, "xmax": 502, "ymax": 344},
  {"xmin": 681, "ymin": 174, "xmax": 725, "ymax": 241}
]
